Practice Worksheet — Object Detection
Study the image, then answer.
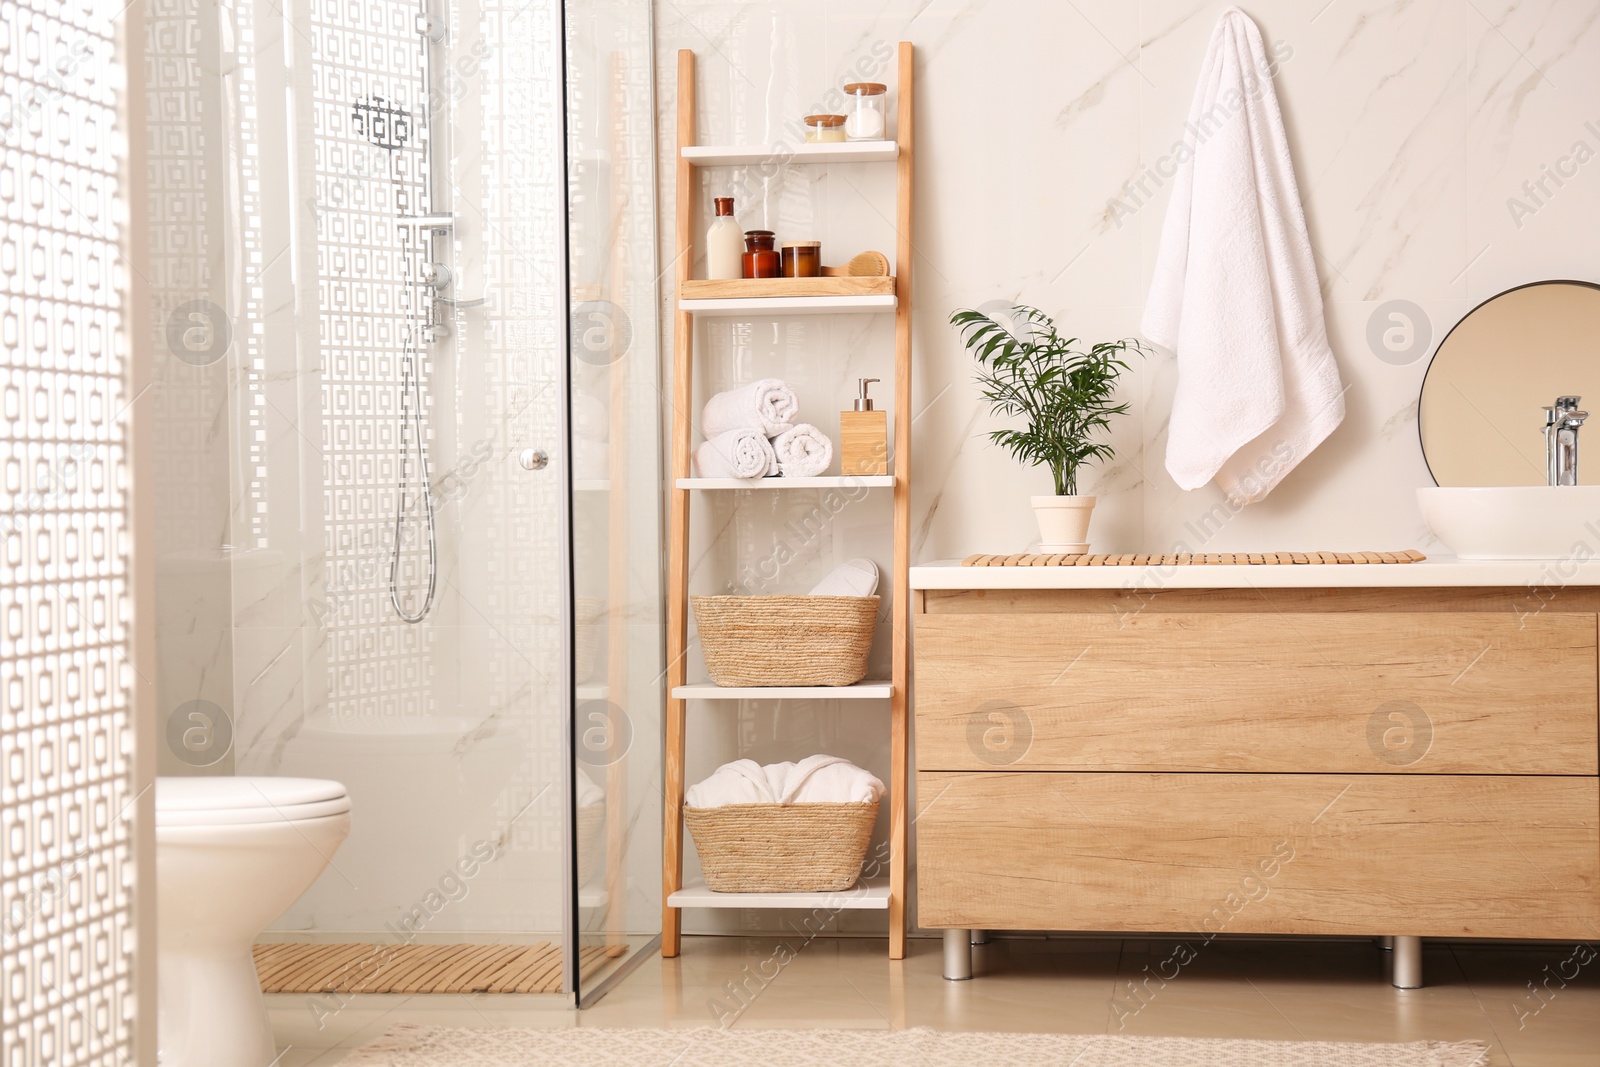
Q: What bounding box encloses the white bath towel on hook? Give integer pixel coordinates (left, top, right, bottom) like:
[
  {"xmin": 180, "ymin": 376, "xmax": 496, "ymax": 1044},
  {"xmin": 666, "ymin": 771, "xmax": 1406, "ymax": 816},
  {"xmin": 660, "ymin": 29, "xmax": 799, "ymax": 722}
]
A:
[{"xmin": 1142, "ymin": 6, "xmax": 1344, "ymax": 504}]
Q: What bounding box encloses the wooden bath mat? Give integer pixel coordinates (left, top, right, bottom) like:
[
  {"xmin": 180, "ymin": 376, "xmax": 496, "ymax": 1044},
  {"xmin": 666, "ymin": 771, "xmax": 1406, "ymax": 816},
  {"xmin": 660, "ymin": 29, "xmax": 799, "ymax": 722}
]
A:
[
  {"xmin": 252, "ymin": 940, "xmax": 621, "ymax": 995},
  {"xmin": 962, "ymin": 550, "xmax": 1427, "ymax": 567}
]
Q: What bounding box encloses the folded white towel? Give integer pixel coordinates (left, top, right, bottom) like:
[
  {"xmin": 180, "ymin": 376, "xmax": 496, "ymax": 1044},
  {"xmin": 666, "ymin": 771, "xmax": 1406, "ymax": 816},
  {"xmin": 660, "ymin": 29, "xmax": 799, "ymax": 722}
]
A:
[
  {"xmin": 1142, "ymin": 7, "xmax": 1345, "ymax": 505},
  {"xmin": 686, "ymin": 755, "xmax": 885, "ymax": 809},
  {"xmin": 693, "ymin": 428, "xmax": 775, "ymax": 479},
  {"xmin": 701, "ymin": 379, "xmax": 799, "ymax": 438},
  {"xmin": 772, "ymin": 423, "xmax": 833, "ymax": 478},
  {"xmin": 808, "ymin": 558, "xmax": 879, "ymax": 597}
]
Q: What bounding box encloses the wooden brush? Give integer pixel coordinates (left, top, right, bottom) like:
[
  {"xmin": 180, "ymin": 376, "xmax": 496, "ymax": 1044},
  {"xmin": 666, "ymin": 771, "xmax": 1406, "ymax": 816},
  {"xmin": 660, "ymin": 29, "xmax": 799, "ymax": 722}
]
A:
[{"xmin": 821, "ymin": 250, "xmax": 890, "ymax": 277}]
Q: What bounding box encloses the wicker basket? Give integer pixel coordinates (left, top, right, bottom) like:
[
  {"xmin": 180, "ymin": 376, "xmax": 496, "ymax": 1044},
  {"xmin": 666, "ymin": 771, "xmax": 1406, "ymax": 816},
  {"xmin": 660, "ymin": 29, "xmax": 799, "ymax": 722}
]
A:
[
  {"xmin": 692, "ymin": 595, "xmax": 878, "ymax": 687},
  {"xmin": 574, "ymin": 595, "xmax": 604, "ymax": 684},
  {"xmin": 685, "ymin": 800, "xmax": 878, "ymax": 892},
  {"xmin": 576, "ymin": 802, "xmax": 605, "ymax": 887}
]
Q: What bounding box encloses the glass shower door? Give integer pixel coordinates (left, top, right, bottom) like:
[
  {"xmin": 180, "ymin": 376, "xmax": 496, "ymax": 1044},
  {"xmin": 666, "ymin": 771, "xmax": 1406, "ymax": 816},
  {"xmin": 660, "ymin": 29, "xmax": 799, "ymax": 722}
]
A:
[
  {"xmin": 140, "ymin": 0, "xmax": 662, "ymax": 1001},
  {"xmin": 564, "ymin": 0, "xmax": 666, "ymax": 1002}
]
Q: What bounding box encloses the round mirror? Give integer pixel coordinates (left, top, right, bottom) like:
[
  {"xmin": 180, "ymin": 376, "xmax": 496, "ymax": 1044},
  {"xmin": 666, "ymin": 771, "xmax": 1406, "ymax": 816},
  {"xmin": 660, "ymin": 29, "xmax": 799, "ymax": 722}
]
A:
[{"xmin": 1419, "ymin": 280, "xmax": 1600, "ymax": 486}]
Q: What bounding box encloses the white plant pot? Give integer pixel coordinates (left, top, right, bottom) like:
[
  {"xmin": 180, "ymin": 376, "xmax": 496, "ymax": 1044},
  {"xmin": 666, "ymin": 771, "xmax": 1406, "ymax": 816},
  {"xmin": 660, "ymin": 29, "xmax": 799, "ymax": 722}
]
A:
[{"xmin": 1031, "ymin": 495, "xmax": 1096, "ymax": 555}]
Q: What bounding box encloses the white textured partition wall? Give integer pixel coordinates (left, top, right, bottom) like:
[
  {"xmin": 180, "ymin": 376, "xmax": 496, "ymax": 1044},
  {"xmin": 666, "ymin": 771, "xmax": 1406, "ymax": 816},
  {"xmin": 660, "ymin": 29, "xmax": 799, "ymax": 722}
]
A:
[{"xmin": 0, "ymin": 0, "xmax": 141, "ymax": 1061}]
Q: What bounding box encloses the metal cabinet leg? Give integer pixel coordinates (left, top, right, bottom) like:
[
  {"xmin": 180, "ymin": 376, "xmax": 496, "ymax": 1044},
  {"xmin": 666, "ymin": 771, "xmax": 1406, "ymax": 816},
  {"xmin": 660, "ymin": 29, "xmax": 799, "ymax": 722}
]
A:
[
  {"xmin": 1392, "ymin": 936, "xmax": 1422, "ymax": 989},
  {"xmin": 942, "ymin": 929, "xmax": 973, "ymax": 981}
]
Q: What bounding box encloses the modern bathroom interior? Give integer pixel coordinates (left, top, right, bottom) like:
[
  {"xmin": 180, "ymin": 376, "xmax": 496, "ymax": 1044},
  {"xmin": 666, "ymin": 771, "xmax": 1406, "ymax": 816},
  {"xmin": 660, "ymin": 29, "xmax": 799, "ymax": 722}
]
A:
[{"xmin": 5, "ymin": 0, "xmax": 1600, "ymax": 1065}]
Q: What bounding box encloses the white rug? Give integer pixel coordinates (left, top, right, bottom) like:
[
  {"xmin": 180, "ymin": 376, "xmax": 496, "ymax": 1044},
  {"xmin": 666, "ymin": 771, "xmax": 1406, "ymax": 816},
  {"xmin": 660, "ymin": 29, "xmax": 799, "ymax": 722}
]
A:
[{"xmin": 339, "ymin": 1024, "xmax": 1489, "ymax": 1066}]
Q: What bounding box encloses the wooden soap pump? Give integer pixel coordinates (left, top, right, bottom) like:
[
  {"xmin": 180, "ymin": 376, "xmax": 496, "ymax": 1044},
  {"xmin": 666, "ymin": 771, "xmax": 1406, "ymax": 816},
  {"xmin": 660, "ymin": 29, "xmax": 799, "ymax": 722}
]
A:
[{"xmin": 840, "ymin": 377, "xmax": 888, "ymax": 476}]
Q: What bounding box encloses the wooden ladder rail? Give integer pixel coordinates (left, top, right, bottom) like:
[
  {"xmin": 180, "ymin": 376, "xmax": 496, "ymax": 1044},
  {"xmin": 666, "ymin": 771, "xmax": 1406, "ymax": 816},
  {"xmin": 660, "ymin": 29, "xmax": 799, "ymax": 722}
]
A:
[{"xmin": 661, "ymin": 47, "xmax": 695, "ymax": 958}]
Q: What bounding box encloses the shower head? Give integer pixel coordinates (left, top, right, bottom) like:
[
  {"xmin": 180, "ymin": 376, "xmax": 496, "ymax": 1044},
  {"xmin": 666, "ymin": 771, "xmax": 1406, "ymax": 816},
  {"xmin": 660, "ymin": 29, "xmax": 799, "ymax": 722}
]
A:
[{"xmin": 352, "ymin": 95, "xmax": 411, "ymax": 151}]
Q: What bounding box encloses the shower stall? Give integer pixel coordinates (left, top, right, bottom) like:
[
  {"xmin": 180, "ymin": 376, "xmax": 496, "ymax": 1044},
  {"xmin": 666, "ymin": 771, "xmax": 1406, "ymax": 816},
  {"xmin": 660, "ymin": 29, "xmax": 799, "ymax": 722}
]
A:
[{"xmin": 143, "ymin": 0, "xmax": 663, "ymax": 1000}]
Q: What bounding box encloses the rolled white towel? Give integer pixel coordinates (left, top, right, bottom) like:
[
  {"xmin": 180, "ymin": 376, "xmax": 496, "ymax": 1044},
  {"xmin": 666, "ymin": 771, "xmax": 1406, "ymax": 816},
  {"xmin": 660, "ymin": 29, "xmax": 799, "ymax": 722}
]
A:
[
  {"xmin": 772, "ymin": 423, "xmax": 833, "ymax": 478},
  {"xmin": 693, "ymin": 428, "xmax": 775, "ymax": 479},
  {"xmin": 701, "ymin": 379, "xmax": 799, "ymax": 437}
]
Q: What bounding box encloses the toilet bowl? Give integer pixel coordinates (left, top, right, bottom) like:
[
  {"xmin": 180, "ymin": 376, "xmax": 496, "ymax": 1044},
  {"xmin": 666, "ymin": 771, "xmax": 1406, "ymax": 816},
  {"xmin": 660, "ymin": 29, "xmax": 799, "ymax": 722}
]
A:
[{"xmin": 155, "ymin": 776, "xmax": 351, "ymax": 1067}]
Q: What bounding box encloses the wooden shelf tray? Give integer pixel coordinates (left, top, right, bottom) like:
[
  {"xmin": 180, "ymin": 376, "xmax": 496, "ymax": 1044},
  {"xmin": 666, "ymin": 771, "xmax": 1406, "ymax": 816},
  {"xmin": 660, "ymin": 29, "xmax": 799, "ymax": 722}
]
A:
[
  {"xmin": 667, "ymin": 877, "xmax": 891, "ymax": 909},
  {"xmin": 677, "ymin": 475, "xmax": 894, "ymax": 490},
  {"xmin": 683, "ymin": 142, "xmax": 899, "ymax": 166},
  {"xmin": 673, "ymin": 680, "xmax": 893, "ymax": 700},
  {"xmin": 681, "ymin": 277, "xmax": 894, "ymax": 300}
]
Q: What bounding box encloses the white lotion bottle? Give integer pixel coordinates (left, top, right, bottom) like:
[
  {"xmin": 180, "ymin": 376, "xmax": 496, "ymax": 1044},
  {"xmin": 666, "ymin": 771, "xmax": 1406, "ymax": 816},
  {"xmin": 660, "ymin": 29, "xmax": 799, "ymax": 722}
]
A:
[{"xmin": 705, "ymin": 197, "xmax": 743, "ymax": 280}]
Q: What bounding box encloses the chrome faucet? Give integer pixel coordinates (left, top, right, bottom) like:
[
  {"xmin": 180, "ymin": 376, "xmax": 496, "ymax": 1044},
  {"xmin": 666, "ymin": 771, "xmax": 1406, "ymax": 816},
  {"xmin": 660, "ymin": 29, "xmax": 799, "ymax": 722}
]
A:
[{"xmin": 1543, "ymin": 396, "xmax": 1589, "ymax": 486}]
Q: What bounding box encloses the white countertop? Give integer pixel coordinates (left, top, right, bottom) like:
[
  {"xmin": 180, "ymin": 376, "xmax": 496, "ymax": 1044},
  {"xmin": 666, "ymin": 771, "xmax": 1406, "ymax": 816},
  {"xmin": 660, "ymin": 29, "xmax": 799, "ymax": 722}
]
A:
[{"xmin": 910, "ymin": 556, "xmax": 1600, "ymax": 590}]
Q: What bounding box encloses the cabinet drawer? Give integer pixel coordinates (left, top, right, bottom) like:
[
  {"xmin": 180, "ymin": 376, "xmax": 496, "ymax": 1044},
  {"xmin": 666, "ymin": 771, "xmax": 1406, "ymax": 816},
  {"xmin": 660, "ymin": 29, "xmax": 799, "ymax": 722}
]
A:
[
  {"xmin": 915, "ymin": 771, "xmax": 1600, "ymax": 938},
  {"xmin": 914, "ymin": 612, "xmax": 1597, "ymax": 773}
]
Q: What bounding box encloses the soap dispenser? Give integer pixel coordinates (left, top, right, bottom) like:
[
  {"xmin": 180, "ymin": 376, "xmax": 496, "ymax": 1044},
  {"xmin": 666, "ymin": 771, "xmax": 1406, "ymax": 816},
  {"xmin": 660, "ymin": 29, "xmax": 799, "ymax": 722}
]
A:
[{"xmin": 840, "ymin": 377, "xmax": 888, "ymax": 475}]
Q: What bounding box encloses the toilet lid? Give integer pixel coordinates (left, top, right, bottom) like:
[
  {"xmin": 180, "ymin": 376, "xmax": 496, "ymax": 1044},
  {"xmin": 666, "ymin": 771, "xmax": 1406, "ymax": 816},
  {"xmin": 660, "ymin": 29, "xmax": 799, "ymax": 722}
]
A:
[{"xmin": 156, "ymin": 776, "xmax": 351, "ymax": 827}]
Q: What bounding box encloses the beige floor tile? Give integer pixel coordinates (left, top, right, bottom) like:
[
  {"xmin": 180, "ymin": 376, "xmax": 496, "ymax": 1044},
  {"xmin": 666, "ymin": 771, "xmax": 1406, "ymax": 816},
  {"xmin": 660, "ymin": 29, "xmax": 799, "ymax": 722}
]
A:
[
  {"xmin": 851, "ymin": 938, "xmax": 1121, "ymax": 1033},
  {"xmin": 1106, "ymin": 938, "xmax": 1511, "ymax": 1059},
  {"xmin": 1451, "ymin": 943, "xmax": 1600, "ymax": 1067},
  {"xmin": 273, "ymin": 1050, "xmax": 351, "ymax": 1067},
  {"xmin": 265, "ymin": 993, "xmax": 414, "ymax": 1051},
  {"xmin": 271, "ymin": 934, "xmax": 1594, "ymax": 1066}
]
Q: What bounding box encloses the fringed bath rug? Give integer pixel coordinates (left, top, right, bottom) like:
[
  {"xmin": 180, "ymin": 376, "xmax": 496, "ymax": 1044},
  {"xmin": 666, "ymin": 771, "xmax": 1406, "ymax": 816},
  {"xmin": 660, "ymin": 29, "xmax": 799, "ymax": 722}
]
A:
[{"xmin": 338, "ymin": 1024, "xmax": 1488, "ymax": 1066}]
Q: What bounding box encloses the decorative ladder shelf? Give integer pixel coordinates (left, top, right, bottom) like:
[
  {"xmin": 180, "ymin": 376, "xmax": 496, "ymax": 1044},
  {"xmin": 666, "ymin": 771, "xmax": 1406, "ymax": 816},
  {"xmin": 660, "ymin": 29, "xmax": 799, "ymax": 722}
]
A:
[{"xmin": 662, "ymin": 44, "xmax": 915, "ymax": 959}]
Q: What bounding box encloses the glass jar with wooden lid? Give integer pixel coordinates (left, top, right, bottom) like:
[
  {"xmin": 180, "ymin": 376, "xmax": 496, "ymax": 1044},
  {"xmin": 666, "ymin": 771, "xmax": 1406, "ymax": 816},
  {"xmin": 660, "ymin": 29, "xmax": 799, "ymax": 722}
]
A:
[
  {"xmin": 803, "ymin": 114, "xmax": 847, "ymax": 144},
  {"xmin": 843, "ymin": 83, "xmax": 887, "ymax": 140}
]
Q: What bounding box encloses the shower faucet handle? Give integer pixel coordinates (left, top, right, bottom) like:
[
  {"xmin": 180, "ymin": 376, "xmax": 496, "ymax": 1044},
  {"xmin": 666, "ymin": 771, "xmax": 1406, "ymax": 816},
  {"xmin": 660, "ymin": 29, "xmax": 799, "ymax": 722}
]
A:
[
  {"xmin": 417, "ymin": 12, "xmax": 447, "ymax": 42},
  {"xmin": 396, "ymin": 213, "xmax": 454, "ymax": 235}
]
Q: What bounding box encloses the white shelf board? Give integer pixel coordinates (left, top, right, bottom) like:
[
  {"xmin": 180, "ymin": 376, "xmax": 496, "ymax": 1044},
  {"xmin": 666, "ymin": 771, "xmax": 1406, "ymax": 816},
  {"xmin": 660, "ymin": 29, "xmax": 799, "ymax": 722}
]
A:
[
  {"xmin": 668, "ymin": 877, "xmax": 890, "ymax": 910},
  {"xmin": 674, "ymin": 680, "xmax": 892, "ymax": 700},
  {"xmin": 680, "ymin": 294, "xmax": 895, "ymax": 317},
  {"xmin": 574, "ymin": 479, "xmax": 610, "ymax": 492},
  {"xmin": 576, "ymin": 683, "xmax": 609, "ymax": 701},
  {"xmin": 677, "ymin": 475, "xmax": 894, "ymax": 490},
  {"xmin": 683, "ymin": 142, "xmax": 898, "ymax": 166}
]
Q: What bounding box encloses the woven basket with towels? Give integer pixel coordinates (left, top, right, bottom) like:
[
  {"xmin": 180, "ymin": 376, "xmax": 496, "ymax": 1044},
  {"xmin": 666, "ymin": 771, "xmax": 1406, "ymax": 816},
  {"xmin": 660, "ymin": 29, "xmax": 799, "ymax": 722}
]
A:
[{"xmin": 684, "ymin": 755, "xmax": 884, "ymax": 893}]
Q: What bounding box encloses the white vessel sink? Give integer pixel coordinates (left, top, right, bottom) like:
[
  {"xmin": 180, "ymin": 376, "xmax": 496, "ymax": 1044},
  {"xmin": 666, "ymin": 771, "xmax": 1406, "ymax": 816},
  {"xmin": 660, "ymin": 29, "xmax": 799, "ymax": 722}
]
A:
[{"xmin": 1417, "ymin": 486, "xmax": 1600, "ymax": 559}]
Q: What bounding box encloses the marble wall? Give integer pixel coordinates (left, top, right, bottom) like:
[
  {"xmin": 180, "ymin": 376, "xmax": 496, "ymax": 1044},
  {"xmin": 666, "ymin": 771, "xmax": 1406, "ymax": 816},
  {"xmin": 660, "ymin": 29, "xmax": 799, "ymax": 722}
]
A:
[{"xmin": 655, "ymin": 0, "xmax": 1600, "ymax": 933}]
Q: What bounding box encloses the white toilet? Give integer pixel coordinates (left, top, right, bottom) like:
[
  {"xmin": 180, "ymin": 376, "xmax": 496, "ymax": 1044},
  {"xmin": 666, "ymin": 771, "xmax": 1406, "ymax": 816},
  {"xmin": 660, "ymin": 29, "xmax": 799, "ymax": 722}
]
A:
[{"xmin": 155, "ymin": 776, "xmax": 352, "ymax": 1067}]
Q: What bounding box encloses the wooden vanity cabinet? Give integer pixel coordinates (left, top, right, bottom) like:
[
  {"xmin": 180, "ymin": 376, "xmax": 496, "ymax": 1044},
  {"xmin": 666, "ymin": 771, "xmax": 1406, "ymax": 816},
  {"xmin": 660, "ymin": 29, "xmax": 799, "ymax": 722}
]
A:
[{"xmin": 913, "ymin": 587, "xmax": 1600, "ymax": 941}]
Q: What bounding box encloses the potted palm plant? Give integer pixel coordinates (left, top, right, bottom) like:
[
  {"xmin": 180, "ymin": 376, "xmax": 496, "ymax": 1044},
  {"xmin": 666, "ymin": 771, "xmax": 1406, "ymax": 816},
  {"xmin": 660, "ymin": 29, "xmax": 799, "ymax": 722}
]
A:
[{"xmin": 950, "ymin": 305, "xmax": 1145, "ymax": 554}]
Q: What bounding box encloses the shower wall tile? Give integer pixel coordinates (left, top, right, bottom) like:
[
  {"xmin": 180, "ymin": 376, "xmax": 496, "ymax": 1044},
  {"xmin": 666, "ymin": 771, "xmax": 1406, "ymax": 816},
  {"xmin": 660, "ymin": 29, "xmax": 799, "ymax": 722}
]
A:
[{"xmin": 654, "ymin": 0, "xmax": 1600, "ymax": 933}]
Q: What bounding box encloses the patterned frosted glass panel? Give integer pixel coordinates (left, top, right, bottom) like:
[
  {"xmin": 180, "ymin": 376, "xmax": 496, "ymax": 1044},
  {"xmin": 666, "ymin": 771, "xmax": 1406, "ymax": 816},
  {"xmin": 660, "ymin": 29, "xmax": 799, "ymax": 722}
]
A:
[
  {"xmin": 0, "ymin": 0, "xmax": 138, "ymax": 1063},
  {"xmin": 310, "ymin": 0, "xmax": 436, "ymax": 721}
]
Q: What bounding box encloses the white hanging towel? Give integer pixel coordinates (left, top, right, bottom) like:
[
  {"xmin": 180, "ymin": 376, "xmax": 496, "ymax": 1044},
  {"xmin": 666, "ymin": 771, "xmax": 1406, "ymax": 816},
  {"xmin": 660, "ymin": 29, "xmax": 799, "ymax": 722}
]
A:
[{"xmin": 1142, "ymin": 6, "xmax": 1344, "ymax": 505}]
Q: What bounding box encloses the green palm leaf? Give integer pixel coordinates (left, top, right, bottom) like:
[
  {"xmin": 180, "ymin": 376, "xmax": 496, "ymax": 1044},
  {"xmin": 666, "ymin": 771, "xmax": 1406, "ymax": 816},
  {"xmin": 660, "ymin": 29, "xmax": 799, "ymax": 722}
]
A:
[{"xmin": 950, "ymin": 305, "xmax": 1146, "ymax": 497}]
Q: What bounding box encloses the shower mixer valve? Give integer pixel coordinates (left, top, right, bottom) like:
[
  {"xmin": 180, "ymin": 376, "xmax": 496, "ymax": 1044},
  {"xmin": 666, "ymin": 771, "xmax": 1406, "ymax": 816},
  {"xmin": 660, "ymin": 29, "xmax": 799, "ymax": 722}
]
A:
[{"xmin": 420, "ymin": 262, "xmax": 452, "ymax": 289}]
